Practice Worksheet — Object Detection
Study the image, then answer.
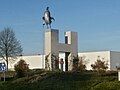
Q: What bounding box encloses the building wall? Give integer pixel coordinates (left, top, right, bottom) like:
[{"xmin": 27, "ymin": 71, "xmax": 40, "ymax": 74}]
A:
[
  {"xmin": 7, "ymin": 55, "xmax": 44, "ymax": 70},
  {"xmin": 1, "ymin": 51, "xmax": 120, "ymax": 71},
  {"xmin": 110, "ymin": 51, "xmax": 120, "ymax": 70},
  {"xmin": 78, "ymin": 51, "xmax": 110, "ymax": 70}
]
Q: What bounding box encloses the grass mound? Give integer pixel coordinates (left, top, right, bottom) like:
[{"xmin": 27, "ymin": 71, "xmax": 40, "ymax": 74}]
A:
[{"xmin": 0, "ymin": 70, "xmax": 119, "ymax": 90}]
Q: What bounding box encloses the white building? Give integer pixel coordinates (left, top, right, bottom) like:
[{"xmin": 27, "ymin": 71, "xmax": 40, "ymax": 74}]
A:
[
  {"xmin": 78, "ymin": 51, "xmax": 120, "ymax": 70},
  {"xmin": 7, "ymin": 55, "xmax": 44, "ymax": 70},
  {"xmin": 1, "ymin": 51, "xmax": 120, "ymax": 71}
]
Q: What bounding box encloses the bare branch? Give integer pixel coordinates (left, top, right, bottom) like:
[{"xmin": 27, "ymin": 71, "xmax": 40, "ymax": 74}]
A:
[{"xmin": 0, "ymin": 27, "xmax": 23, "ymax": 70}]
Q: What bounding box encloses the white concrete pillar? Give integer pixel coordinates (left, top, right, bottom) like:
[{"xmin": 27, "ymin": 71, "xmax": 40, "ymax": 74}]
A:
[{"xmin": 44, "ymin": 29, "xmax": 59, "ymax": 70}]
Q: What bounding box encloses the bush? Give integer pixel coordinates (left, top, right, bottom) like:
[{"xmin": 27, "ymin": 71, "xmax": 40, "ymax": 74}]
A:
[
  {"xmin": 72, "ymin": 56, "xmax": 86, "ymax": 72},
  {"xmin": 91, "ymin": 57, "xmax": 108, "ymax": 74},
  {"xmin": 14, "ymin": 59, "xmax": 29, "ymax": 78}
]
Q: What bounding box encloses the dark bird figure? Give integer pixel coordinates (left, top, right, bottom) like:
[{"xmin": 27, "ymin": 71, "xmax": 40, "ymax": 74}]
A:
[{"xmin": 42, "ymin": 7, "xmax": 55, "ymax": 29}]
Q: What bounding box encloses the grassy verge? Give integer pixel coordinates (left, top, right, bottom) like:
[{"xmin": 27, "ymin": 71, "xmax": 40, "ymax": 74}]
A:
[{"xmin": 0, "ymin": 70, "xmax": 119, "ymax": 90}]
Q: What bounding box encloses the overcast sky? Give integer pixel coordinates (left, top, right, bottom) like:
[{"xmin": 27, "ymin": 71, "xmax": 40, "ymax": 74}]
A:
[{"xmin": 0, "ymin": 0, "xmax": 120, "ymax": 55}]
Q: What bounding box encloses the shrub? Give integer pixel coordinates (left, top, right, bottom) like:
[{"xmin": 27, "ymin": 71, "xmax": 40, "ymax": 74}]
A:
[
  {"xmin": 72, "ymin": 56, "xmax": 86, "ymax": 72},
  {"xmin": 72, "ymin": 56, "xmax": 79, "ymax": 71},
  {"xmin": 91, "ymin": 57, "xmax": 108, "ymax": 74},
  {"xmin": 14, "ymin": 59, "xmax": 29, "ymax": 78}
]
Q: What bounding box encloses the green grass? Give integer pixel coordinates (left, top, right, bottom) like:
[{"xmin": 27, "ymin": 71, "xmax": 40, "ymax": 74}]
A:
[{"xmin": 0, "ymin": 70, "xmax": 119, "ymax": 90}]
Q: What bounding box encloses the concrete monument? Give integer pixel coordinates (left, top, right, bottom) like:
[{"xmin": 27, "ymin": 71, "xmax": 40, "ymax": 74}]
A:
[
  {"xmin": 44, "ymin": 29, "xmax": 78, "ymax": 71},
  {"xmin": 43, "ymin": 7, "xmax": 78, "ymax": 71}
]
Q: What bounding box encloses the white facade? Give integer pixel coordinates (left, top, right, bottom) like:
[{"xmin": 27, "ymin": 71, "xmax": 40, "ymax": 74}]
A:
[
  {"xmin": 6, "ymin": 55, "xmax": 45, "ymax": 70},
  {"xmin": 78, "ymin": 51, "xmax": 120, "ymax": 70},
  {"xmin": 78, "ymin": 51, "xmax": 110, "ymax": 70},
  {"xmin": 1, "ymin": 51, "xmax": 120, "ymax": 71},
  {"xmin": 18, "ymin": 55, "xmax": 45, "ymax": 69}
]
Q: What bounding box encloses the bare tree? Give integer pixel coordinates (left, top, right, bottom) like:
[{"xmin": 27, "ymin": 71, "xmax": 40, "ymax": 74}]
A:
[{"xmin": 0, "ymin": 28, "xmax": 22, "ymax": 70}]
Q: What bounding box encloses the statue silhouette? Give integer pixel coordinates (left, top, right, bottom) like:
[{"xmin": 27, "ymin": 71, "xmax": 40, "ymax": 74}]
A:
[{"xmin": 42, "ymin": 7, "xmax": 55, "ymax": 29}]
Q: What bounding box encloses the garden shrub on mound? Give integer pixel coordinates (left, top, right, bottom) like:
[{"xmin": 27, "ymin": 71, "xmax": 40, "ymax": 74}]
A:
[{"xmin": 14, "ymin": 59, "xmax": 29, "ymax": 78}]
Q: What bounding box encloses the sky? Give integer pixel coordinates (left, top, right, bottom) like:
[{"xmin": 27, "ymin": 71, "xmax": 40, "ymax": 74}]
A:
[{"xmin": 0, "ymin": 0, "xmax": 120, "ymax": 55}]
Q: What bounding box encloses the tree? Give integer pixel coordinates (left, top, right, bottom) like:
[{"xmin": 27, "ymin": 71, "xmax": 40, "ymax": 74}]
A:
[
  {"xmin": 45, "ymin": 53, "xmax": 50, "ymax": 70},
  {"xmin": 0, "ymin": 28, "xmax": 22, "ymax": 70},
  {"xmin": 91, "ymin": 56, "xmax": 108, "ymax": 73},
  {"xmin": 72, "ymin": 55, "xmax": 86, "ymax": 72},
  {"xmin": 72, "ymin": 56, "xmax": 79, "ymax": 71},
  {"xmin": 45, "ymin": 53, "xmax": 59, "ymax": 71},
  {"xmin": 78, "ymin": 57, "xmax": 86, "ymax": 71},
  {"xmin": 51, "ymin": 54, "xmax": 59, "ymax": 71},
  {"xmin": 14, "ymin": 59, "xmax": 29, "ymax": 77}
]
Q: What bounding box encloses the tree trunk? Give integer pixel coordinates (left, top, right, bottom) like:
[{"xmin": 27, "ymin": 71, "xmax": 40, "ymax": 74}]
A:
[{"xmin": 6, "ymin": 57, "xmax": 8, "ymax": 71}]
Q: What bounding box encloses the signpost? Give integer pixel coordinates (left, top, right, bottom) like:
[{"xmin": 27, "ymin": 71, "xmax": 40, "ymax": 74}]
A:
[{"xmin": 0, "ymin": 62, "xmax": 6, "ymax": 81}]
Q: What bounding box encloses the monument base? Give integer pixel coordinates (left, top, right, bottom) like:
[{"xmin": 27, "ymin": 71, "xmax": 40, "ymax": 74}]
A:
[{"xmin": 44, "ymin": 29, "xmax": 78, "ymax": 71}]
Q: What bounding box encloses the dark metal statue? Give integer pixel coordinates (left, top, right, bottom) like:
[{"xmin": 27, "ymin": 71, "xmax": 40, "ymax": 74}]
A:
[{"xmin": 42, "ymin": 7, "xmax": 55, "ymax": 29}]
